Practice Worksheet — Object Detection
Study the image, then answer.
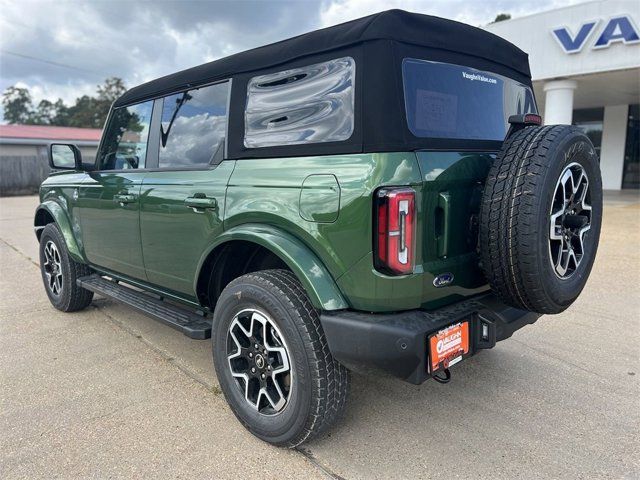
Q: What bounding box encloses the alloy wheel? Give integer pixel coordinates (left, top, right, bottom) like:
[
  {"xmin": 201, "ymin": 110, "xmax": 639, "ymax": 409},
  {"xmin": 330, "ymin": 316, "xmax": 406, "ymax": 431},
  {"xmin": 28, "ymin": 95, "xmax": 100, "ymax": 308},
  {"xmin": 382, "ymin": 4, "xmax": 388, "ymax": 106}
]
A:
[
  {"xmin": 226, "ymin": 309, "xmax": 292, "ymax": 415},
  {"xmin": 549, "ymin": 162, "xmax": 592, "ymax": 279},
  {"xmin": 43, "ymin": 240, "xmax": 63, "ymax": 296}
]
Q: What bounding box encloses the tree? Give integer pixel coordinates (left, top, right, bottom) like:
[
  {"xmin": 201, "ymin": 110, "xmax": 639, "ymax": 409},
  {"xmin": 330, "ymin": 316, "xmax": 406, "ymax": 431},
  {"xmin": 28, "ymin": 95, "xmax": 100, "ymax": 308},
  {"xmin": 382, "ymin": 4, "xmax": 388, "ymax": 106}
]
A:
[
  {"xmin": 52, "ymin": 99, "xmax": 71, "ymax": 126},
  {"xmin": 67, "ymin": 95, "xmax": 100, "ymax": 128},
  {"xmin": 95, "ymin": 77, "xmax": 127, "ymax": 127},
  {"xmin": 493, "ymin": 13, "xmax": 511, "ymax": 23},
  {"xmin": 32, "ymin": 99, "xmax": 55, "ymax": 125},
  {"xmin": 1, "ymin": 86, "xmax": 34, "ymax": 124},
  {"xmin": 97, "ymin": 77, "xmax": 127, "ymax": 104},
  {"xmin": 1, "ymin": 77, "xmax": 127, "ymax": 128}
]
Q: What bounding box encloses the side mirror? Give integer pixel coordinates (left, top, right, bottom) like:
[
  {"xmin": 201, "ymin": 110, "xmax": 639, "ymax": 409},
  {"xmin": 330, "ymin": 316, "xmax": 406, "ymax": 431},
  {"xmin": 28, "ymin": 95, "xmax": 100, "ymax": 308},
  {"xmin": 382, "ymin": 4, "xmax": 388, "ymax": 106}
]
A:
[{"xmin": 49, "ymin": 143, "xmax": 83, "ymax": 170}]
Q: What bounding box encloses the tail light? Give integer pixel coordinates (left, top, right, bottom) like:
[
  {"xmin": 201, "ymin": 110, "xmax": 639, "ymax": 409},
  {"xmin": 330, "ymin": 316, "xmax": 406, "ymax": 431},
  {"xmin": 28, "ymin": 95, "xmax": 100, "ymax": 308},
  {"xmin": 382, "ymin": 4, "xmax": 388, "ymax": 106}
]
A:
[
  {"xmin": 507, "ymin": 113, "xmax": 542, "ymax": 125},
  {"xmin": 374, "ymin": 187, "xmax": 416, "ymax": 275}
]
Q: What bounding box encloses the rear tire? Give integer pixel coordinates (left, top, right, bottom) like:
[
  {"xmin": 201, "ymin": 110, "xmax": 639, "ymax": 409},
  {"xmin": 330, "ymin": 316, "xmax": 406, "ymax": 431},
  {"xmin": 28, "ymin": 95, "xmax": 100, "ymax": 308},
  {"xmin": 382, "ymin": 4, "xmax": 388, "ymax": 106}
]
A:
[
  {"xmin": 479, "ymin": 125, "xmax": 602, "ymax": 314},
  {"xmin": 212, "ymin": 269, "xmax": 350, "ymax": 447},
  {"xmin": 39, "ymin": 223, "xmax": 94, "ymax": 312}
]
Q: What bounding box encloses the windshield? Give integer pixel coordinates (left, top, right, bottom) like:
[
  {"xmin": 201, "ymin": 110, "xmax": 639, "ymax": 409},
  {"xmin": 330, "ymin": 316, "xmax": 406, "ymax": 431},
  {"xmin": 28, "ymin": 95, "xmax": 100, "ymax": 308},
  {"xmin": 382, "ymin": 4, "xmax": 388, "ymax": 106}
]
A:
[{"xmin": 402, "ymin": 58, "xmax": 537, "ymax": 141}]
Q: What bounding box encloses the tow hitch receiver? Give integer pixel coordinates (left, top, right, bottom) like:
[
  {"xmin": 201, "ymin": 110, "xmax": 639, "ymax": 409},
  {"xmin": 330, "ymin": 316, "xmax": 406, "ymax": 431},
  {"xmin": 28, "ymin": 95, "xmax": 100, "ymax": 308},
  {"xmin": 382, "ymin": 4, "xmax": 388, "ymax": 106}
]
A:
[{"xmin": 432, "ymin": 369, "xmax": 451, "ymax": 384}]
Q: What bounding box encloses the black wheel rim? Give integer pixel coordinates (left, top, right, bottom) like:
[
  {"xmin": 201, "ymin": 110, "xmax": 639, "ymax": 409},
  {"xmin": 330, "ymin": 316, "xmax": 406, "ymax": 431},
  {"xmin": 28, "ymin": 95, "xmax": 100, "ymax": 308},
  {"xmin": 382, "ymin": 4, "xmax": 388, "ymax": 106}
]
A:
[
  {"xmin": 226, "ymin": 309, "xmax": 292, "ymax": 415},
  {"xmin": 43, "ymin": 240, "xmax": 63, "ymax": 296},
  {"xmin": 549, "ymin": 162, "xmax": 592, "ymax": 279}
]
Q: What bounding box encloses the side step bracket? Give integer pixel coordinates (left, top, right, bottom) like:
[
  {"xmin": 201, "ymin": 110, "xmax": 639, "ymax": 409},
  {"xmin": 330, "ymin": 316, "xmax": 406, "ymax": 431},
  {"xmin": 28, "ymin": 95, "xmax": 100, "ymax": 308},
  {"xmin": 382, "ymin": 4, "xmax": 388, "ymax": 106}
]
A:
[{"xmin": 77, "ymin": 274, "xmax": 211, "ymax": 339}]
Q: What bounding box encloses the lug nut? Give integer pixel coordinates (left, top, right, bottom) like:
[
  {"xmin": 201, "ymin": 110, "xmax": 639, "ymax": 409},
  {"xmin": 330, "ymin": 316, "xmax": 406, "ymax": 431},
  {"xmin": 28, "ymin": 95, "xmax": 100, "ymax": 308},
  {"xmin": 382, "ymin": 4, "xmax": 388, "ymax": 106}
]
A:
[
  {"xmin": 267, "ymin": 365, "xmax": 272, "ymax": 370},
  {"xmin": 251, "ymin": 367, "xmax": 256, "ymax": 373},
  {"xmin": 261, "ymin": 373, "xmax": 265, "ymax": 379},
  {"xmin": 249, "ymin": 352, "xmax": 253, "ymax": 358},
  {"xmin": 254, "ymin": 343, "xmax": 259, "ymax": 349}
]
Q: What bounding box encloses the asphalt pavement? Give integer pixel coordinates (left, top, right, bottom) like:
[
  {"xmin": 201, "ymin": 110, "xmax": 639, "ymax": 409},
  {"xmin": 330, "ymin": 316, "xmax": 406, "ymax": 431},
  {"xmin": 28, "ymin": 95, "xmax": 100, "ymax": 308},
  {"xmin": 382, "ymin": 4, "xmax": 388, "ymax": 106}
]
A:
[{"xmin": 1, "ymin": 193, "xmax": 638, "ymax": 479}]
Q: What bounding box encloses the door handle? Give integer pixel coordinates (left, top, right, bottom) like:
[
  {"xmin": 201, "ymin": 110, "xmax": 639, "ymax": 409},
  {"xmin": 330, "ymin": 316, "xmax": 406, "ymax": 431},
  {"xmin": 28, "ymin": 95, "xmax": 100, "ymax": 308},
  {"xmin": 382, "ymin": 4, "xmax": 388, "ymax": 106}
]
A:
[
  {"xmin": 113, "ymin": 193, "xmax": 136, "ymax": 204},
  {"xmin": 185, "ymin": 194, "xmax": 218, "ymax": 210}
]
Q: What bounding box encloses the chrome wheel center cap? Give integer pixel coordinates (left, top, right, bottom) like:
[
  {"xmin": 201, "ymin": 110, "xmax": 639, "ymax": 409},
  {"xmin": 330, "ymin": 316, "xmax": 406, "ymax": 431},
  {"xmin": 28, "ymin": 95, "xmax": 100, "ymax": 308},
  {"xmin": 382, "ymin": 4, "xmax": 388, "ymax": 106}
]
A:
[{"xmin": 254, "ymin": 354, "xmax": 265, "ymax": 369}]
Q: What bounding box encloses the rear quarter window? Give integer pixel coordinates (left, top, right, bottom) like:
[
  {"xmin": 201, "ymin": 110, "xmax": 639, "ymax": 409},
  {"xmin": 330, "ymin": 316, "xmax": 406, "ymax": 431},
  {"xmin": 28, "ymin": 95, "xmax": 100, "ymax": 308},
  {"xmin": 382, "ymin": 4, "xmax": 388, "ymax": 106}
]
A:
[
  {"xmin": 402, "ymin": 59, "xmax": 537, "ymax": 141},
  {"xmin": 244, "ymin": 56, "xmax": 355, "ymax": 148}
]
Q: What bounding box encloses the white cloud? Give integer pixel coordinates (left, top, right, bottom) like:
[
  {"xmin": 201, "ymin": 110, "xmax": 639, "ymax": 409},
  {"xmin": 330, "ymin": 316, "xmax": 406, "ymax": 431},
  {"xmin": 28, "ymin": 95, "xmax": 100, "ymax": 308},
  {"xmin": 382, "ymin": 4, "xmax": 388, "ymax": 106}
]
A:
[
  {"xmin": 162, "ymin": 113, "xmax": 227, "ymax": 165},
  {"xmin": 319, "ymin": 0, "xmax": 593, "ymax": 28},
  {"xmin": 0, "ymin": 0, "xmax": 320, "ymax": 121},
  {"xmin": 0, "ymin": 0, "xmax": 594, "ymax": 122}
]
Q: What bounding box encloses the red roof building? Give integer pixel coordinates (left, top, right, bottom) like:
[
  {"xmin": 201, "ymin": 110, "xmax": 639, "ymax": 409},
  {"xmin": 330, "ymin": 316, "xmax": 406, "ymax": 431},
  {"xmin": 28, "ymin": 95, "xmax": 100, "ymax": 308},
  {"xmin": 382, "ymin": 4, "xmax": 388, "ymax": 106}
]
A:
[
  {"xmin": 0, "ymin": 124, "xmax": 102, "ymax": 144},
  {"xmin": 0, "ymin": 125, "xmax": 102, "ymax": 195}
]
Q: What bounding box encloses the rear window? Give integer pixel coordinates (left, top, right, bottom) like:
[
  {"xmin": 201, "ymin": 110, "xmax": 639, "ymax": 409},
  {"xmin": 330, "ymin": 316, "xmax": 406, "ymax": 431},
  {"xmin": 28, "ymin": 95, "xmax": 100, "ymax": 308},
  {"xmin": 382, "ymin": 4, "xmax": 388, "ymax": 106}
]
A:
[
  {"xmin": 159, "ymin": 81, "xmax": 229, "ymax": 168},
  {"xmin": 402, "ymin": 59, "xmax": 537, "ymax": 141}
]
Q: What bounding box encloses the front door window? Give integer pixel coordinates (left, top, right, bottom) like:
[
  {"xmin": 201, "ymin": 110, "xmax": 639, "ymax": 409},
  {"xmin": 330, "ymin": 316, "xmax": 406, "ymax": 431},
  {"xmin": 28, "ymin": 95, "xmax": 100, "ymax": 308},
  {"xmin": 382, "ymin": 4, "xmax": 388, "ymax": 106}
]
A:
[{"xmin": 98, "ymin": 101, "xmax": 153, "ymax": 170}]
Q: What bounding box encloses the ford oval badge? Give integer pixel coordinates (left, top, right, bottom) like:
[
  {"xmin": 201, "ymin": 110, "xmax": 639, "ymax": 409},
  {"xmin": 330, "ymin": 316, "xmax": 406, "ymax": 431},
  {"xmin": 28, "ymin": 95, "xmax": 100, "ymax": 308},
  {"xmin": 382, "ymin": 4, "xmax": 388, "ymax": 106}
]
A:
[{"xmin": 433, "ymin": 273, "xmax": 454, "ymax": 288}]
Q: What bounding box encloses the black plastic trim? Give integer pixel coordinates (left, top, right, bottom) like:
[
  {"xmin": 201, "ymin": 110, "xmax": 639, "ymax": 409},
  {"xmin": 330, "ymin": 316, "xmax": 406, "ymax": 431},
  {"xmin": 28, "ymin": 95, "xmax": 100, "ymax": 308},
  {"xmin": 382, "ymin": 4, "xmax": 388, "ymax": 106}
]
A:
[
  {"xmin": 320, "ymin": 293, "xmax": 540, "ymax": 384},
  {"xmin": 77, "ymin": 274, "xmax": 211, "ymax": 339}
]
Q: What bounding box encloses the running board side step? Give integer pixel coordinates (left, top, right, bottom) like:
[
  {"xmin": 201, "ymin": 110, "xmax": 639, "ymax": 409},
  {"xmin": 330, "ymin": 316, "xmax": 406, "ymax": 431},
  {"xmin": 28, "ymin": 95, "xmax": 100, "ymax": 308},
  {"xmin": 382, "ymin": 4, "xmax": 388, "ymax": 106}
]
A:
[{"xmin": 77, "ymin": 274, "xmax": 211, "ymax": 339}]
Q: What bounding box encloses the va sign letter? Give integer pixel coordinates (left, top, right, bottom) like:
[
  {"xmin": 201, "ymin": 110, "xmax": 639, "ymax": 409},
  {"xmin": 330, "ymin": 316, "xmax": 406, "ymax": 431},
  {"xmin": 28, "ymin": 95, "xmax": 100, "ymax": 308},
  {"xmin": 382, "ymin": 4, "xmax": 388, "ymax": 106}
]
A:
[{"xmin": 553, "ymin": 15, "xmax": 640, "ymax": 54}]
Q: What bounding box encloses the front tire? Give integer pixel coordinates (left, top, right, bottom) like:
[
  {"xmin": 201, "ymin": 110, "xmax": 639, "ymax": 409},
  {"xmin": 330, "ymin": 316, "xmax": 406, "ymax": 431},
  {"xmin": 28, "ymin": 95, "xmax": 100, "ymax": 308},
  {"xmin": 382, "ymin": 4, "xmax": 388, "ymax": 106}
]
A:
[
  {"xmin": 39, "ymin": 223, "xmax": 94, "ymax": 312},
  {"xmin": 212, "ymin": 269, "xmax": 350, "ymax": 447}
]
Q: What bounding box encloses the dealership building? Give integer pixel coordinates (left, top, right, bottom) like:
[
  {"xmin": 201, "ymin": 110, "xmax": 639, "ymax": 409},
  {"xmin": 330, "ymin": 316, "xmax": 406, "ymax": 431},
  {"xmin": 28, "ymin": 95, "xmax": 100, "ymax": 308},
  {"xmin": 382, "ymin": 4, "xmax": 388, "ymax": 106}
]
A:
[{"xmin": 485, "ymin": 0, "xmax": 640, "ymax": 190}]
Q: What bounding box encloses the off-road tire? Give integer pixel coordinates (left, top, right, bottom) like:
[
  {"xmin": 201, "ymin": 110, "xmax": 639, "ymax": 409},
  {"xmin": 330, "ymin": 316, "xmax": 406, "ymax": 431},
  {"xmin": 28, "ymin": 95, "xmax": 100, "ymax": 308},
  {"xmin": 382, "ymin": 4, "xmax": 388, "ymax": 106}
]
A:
[
  {"xmin": 479, "ymin": 125, "xmax": 602, "ymax": 314},
  {"xmin": 39, "ymin": 223, "xmax": 94, "ymax": 312},
  {"xmin": 212, "ymin": 269, "xmax": 350, "ymax": 447}
]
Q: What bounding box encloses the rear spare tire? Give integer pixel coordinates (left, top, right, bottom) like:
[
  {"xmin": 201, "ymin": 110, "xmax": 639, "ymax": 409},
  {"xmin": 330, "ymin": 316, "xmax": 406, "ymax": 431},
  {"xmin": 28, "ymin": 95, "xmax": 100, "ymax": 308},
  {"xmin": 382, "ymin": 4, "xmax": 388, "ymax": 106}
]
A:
[{"xmin": 479, "ymin": 125, "xmax": 602, "ymax": 314}]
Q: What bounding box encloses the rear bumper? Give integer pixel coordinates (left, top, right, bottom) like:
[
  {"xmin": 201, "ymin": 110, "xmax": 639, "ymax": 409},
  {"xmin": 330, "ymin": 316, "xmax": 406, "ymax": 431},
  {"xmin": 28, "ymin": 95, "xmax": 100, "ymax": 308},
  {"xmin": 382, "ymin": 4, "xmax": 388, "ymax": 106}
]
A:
[{"xmin": 320, "ymin": 294, "xmax": 540, "ymax": 384}]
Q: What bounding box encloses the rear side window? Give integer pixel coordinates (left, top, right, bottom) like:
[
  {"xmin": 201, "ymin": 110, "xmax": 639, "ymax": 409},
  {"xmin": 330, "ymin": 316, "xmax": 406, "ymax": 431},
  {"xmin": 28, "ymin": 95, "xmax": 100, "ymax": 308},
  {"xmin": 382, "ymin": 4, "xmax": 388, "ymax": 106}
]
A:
[
  {"xmin": 98, "ymin": 101, "xmax": 153, "ymax": 170},
  {"xmin": 159, "ymin": 81, "xmax": 230, "ymax": 168},
  {"xmin": 244, "ymin": 56, "xmax": 355, "ymax": 148},
  {"xmin": 402, "ymin": 59, "xmax": 537, "ymax": 141}
]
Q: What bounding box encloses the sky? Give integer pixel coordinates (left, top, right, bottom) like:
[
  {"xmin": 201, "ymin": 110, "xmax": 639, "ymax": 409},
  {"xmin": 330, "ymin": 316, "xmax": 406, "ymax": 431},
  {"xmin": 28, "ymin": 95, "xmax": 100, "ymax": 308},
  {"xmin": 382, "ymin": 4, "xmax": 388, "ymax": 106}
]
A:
[{"xmin": 0, "ymin": 0, "xmax": 590, "ymax": 122}]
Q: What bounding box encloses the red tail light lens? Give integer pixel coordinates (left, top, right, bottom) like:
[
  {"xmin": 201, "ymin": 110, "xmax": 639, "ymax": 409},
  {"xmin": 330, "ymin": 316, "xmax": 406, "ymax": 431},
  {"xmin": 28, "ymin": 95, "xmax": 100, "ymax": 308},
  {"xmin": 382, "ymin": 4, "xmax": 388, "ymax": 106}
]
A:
[
  {"xmin": 374, "ymin": 187, "xmax": 416, "ymax": 275},
  {"xmin": 524, "ymin": 113, "xmax": 542, "ymax": 125}
]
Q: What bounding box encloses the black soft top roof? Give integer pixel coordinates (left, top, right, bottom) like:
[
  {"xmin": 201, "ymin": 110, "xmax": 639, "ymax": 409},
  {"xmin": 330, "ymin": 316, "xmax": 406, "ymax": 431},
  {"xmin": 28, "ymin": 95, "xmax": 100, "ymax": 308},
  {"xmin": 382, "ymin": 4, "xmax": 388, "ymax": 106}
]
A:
[{"xmin": 115, "ymin": 9, "xmax": 530, "ymax": 108}]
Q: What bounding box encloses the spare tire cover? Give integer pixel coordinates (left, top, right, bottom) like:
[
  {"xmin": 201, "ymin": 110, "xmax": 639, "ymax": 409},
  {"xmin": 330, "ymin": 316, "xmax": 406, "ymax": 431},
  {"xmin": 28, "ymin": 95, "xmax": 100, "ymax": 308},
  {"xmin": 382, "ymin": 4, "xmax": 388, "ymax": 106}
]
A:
[{"xmin": 479, "ymin": 125, "xmax": 602, "ymax": 314}]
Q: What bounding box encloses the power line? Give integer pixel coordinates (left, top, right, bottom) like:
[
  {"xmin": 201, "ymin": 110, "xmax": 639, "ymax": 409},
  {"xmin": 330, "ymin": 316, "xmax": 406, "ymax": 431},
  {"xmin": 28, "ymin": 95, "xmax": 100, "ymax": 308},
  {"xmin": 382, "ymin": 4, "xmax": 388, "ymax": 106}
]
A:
[{"xmin": 0, "ymin": 50, "xmax": 109, "ymax": 78}]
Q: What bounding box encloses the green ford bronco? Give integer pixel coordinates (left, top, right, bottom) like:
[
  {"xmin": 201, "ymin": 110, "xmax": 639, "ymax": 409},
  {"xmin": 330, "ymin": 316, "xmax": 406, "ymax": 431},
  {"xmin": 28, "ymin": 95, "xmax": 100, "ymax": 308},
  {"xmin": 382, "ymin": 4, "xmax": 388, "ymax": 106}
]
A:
[{"xmin": 35, "ymin": 10, "xmax": 602, "ymax": 446}]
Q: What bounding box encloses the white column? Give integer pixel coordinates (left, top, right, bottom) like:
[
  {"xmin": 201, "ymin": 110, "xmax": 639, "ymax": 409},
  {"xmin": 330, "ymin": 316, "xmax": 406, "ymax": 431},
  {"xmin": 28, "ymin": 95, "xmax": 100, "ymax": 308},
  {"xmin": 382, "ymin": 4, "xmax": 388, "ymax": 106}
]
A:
[
  {"xmin": 543, "ymin": 80, "xmax": 577, "ymax": 125},
  {"xmin": 600, "ymin": 104, "xmax": 628, "ymax": 191}
]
